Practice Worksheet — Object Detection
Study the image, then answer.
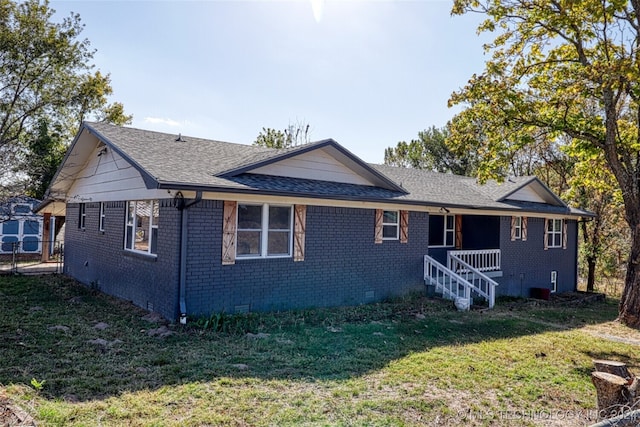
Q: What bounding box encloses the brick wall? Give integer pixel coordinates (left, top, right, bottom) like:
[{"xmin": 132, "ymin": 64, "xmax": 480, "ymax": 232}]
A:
[
  {"xmin": 65, "ymin": 201, "xmax": 180, "ymax": 319},
  {"xmin": 63, "ymin": 198, "xmax": 579, "ymax": 320},
  {"xmin": 184, "ymin": 202, "xmax": 429, "ymax": 315},
  {"xmin": 496, "ymin": 216, "xmax": 578, "ymax": 296}
]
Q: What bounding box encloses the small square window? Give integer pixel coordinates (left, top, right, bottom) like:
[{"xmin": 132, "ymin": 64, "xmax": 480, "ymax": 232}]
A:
[{"xmin": 382, "ymin": 210, "xmax": 399, "ymax": 240}]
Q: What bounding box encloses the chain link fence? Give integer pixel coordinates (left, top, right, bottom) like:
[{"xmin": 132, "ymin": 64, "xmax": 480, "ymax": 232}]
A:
[{"xmin": 0, "ymin": 240, "xmax": 64, "ymax": 274}]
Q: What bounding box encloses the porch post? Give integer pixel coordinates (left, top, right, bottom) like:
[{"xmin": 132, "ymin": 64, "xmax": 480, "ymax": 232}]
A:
[{"xmin": 41, "ymin": 212, "xmax": 51, "ymax": 263}]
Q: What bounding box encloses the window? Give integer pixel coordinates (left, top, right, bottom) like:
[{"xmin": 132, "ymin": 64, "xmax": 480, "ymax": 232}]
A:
[
  {"xmin": 551, "ymin": 271, "xmax": 557, "ymax": 293},
  {"xmin": 125, "ymin": 200, "xmax": 158, "ymax": 255},
  {"xmin": 382, "ymin": 210, "xmax": 399, "ymax": 240},
  {"xmin": 99, "ymin": 202, "xmax": 106, "ymax": 232},
  {"xmin": 428, "ymin": 214, "xmax": 455, "ymax": 247},
  {"xmin": 547, "ymin": 219, "xmax": 563, "ymax": 248},
  {"xmin": 78, "ymin": 203, "xmax": 86, "ymax": 229},
  {"xmin": 513, "ymin": 216, "xmax": 522, "ymax": 240},
  {"xmin": 511, "ymin": 216, "xmax": 528, "ymax": 241},
  {"xmin": 12, "ymin": 204, "xmax": 31, "ymax": 215},
  {"xmin": 237, "ymin": 204, "xmax": 292, "ymax": 258}
]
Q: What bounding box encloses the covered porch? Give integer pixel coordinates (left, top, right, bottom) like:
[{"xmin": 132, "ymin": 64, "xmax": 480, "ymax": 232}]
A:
[
  {"xmin": 423, "ymin": 214, "xmax": 505, "ymax": 309},
  {"xmin": 427, "ymin": 213, "xmax": 502, "ymax": 273}
]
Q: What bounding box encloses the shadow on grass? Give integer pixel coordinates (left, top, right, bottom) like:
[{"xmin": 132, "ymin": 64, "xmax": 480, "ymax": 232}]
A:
[{"xmin": 0, "ymin": 274, "xmax": 622, "ymax": 402}]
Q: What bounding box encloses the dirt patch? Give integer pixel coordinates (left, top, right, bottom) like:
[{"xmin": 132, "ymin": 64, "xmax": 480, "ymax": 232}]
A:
[
  {"xmin": 583, "ymin": 321, "xmax": 640, "ymax": 348},
  {"xmin": 141, "ymin": 312, "xmax": 165, "ymax": 323},
  {"xmin": 147, "ymin": 326, "xmax": 174, "ymax": 338}
]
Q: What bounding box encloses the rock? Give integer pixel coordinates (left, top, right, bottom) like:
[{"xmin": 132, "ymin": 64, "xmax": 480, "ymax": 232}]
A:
[
  {"xmin": 68, "ymin": 296, "xmax": 83, "ymax": 304},
  {"xmin": 94, "ymin": 322, "xmax": 109, "ymax": 330},
  {"xmin": 373, "ymin": 332, "xmax": 385, "ymax": 336},
  {"xmin": 276, "ymin": 338, "xmax": 294, "ymax": 345},
  {"xmin": 415, "ymin": 313, "xmax": 426, "ymax": 320},
  {"xmin": 48, "ymin": 325, "xmax": 70, "ymax": 333},
  {"xmin": 29, "ymin": 306, "xmax": 43, "ymax": 312},
  {"xmin": 326, "ymin": 326, "xmax": 342, "ymax": 333}
]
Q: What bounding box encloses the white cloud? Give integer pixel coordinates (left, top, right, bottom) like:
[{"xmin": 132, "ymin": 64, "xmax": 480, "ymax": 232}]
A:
[
  {"xmin": 310, "ymin": 0, "xmax": 324, "ymax": 23},
  {"xmin": 143, "ymin": 117, "xmax": 184, "ymax": 127}
]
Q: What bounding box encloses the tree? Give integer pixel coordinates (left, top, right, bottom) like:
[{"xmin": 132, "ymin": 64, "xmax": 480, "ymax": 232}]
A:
[
  {"xmin": 254, "ymin": 121, "xmax": 311, "ymax": 149},
  {"xmin": 564, "ymin": 149, "xmax": 626, "ymax": 293},
  {"xmin": 24, "ymin": 119, "xmax": 65, "ymax": 199},
  {"xmin": 384, "ymin": 125, "xmax": 477, "ymax": 176},
  {"xmin": 0, "ymin": 0, "xmax": 131, "ymax": 192},
  {"xmin": 448, "ymin": 0, "xmax": 640, "ymax": 326}
]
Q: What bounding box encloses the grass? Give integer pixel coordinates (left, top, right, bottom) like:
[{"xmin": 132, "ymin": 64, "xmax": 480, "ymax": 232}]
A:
[{"xmin": 1, "ymin": 275, "xmax": 639, "ymax": 426}]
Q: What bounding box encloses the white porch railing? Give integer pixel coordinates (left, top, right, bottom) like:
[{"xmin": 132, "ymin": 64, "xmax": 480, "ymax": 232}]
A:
[
  {"xmin": 447, "ymin": 249, "xmax": 501, "ymax": 273},
  {"xmin": 447, "ymin": 253, "xmax": 498, "ymax": 309},
  {"xmin": 424, "ymin": 255, "xmax": 473, "ymax": 306}
]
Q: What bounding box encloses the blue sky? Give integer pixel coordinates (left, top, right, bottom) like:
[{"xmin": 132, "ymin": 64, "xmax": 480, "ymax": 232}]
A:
[{"xmin": 52, "ymin": 0, "xmax": 490, "ymax": 163}]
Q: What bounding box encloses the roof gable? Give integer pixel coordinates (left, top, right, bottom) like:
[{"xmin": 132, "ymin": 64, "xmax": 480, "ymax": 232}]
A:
[
  {"xmin": 498, "ymin": 177, "xmax": 566, "ymax": 207},
  {"xmin": 221, "ymin": 140, "xmax": 406, "ymax": 192}
]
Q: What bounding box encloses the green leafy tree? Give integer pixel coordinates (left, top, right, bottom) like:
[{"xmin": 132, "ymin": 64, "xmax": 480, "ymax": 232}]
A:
[
  {"xmin": 384, "ymin": 125, "xmax": 477, "ymax": 176},
  {"xmin": 254, "ymin": 122, "xmax": 311, "ymax": 149},
  {"xmin": 448, "ymin": 0, "xmax": 640, "ymax": 326},
  {"xmin": 564, "ymin": 149, "xmax": 627, "ymax": 293},
  {"xmin": 0, "ymin": 0, "xmax": 131, "ymax": 194},
  {"xmin": 24, "ymin": 120, "xmax": 66, "ymax": 199}
]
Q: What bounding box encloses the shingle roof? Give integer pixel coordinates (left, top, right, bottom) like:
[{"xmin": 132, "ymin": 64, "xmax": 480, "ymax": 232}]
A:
[
  {"xmin": 76, "ymin": 122, "xmax": 592, "ymax": 217},
  {"xmin": 86, "ymin": 121, "xmax": 279, "ymax": 187}
]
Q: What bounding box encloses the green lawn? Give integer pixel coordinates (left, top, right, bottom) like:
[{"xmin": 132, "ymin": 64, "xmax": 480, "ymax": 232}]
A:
[{"xmin": 0, "ymin": 274, "xmax": 637, "ymax": 426}]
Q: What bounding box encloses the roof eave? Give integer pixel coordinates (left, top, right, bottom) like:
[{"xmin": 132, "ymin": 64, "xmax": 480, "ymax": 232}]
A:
[{"xmin": 156, "ymin": 181, "xmax": 591, "ymax": 217}]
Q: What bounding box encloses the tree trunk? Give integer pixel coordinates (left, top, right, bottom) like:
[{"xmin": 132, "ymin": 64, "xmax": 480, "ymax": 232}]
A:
[
  {"xmin": 593, "ymin": 360, "xmax": 633, "ymax": 380},
  {"xmin": 587, "ymin": 257, "xmax": 596, "ymax": 293},
  {"xmin": 580, "ymin": 217, "xmax": 598, "ymax": 293},
  {"xmin": 619, "ymin": 224, "xmax": 640, "ymax": 328},
  {"xmin": 591, "ymin": 372, "xmax": 632, "ymax": 418}
]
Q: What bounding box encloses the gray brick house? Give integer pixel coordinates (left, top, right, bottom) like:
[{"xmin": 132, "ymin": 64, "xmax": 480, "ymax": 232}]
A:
[{"xmin": 37, "ymin": 122, "xmax": 592, "ymax": 321}]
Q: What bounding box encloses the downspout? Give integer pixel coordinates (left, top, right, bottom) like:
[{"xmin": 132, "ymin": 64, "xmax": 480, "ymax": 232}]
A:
[{"xmin": 176, "ymin": 191, "xmax": 203, "ymax": 324}]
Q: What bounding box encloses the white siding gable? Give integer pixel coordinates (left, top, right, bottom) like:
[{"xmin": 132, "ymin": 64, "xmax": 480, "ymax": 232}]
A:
[
  {"xmin": 504, "ymin": 180, "xmax": 564, "ymax": 205},
  {"xmin": 251, "ymin": 148, "xmax": 375, "ymax": 186},
  {"xmin": 67, "ymin": 145, "xmax": 166, "ymax": 202},
  {"xmin": 507, "ymin": 186, "xmax": 547, "ymax": 203}
]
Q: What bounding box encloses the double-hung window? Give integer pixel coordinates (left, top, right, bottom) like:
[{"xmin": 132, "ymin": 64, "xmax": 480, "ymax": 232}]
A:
[
  {"xmin": 237, "ymin": 204, "xmax": 292, "ymax": 258},
  {"xmin": 78, "ymin": 203, "xmax": 86, "ymax": 229},
  {"xmin": 382, "ymin": 211, "xmax": 399, "ymax": 240},
  {"xmin": 513, "ymin": 216, "xmax": 522, "ymax": 240},
  {"xmin": 428, "ymin": 214, "xmax": 455, "ymax": 247},
  {"xmin": 125, "ymin": 200, "xmax": 158, "ymax": 255},
  {"xmin": 547, "ymin": 219, "xmax": 563, "ymax": 248},
  {"xmin": 99, "ymin": 202, "xmax": 106, "ymax": 232}
]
